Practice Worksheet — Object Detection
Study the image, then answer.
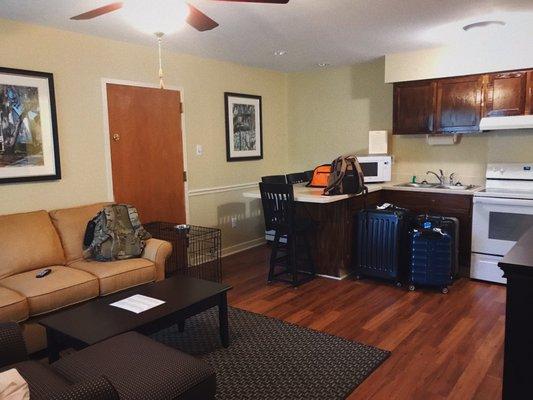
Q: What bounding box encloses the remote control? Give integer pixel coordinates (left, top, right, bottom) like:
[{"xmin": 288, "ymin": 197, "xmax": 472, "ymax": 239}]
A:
[{"xmin": 36, "ymin": 268, "xmax": 52, "ymax": 278}]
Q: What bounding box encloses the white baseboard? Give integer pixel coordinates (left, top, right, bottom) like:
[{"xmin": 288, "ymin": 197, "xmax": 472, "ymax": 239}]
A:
[{"xmin": 222, "ymin": 237, "xmax": 266, "ymax": 258}]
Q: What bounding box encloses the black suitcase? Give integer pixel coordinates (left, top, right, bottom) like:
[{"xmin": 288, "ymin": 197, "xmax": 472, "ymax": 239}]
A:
[
  {"xmin": 408, "ymin": 215, "xmax": 459, "ymax": 294},
  {"xmin": 355, "ymin": 206, "xmax": 411, "ymax": 285}
]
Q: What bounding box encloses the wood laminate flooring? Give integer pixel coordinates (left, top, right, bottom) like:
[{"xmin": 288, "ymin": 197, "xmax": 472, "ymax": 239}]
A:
[{"xmin": 223, "ymin": 245, "xmax": 505, "ymax": 400}]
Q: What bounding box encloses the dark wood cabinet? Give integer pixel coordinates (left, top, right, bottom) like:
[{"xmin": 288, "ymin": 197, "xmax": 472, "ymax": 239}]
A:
[
  {"xmin": 526, "ymin": 71, "xmax": 533, "ymax": 115},
  {"xmin": 484, "ymin": 71, "xmax": 529, "ymax": 117},
  {"xmin": 498, "ymin": 228, "xmax": 533, "ymax": 399},
  {"xmin": 393, "ymin": 67, "xmax": 533, "ymax": 135},
  {"xmin": 393, "ymin": 81, "xmax": 436, "ymax": 135},
  {"xmin": 435, "ymin": 75, "xmax": 483, "ymax": 133},
  {"xmin": 381, "ymin": 189, "xmax": 473, "ymax": 276}
]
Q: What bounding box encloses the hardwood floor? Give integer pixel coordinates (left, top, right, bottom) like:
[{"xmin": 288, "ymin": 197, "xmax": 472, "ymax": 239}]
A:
[{"xmin": 223, "ymin": 245, "xmax": 505, "ymax": 400}]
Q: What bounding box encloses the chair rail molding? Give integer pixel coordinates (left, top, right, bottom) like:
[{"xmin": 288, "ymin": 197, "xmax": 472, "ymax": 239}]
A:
[{"xmin": 188, "ymin": 182, "xmax": 258, "ymax": 197}]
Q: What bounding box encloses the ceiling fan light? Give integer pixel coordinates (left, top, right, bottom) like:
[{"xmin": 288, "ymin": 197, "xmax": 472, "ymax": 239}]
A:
[{"xmin": 122, "ymin": 0, "xmax": 189, "ymax": 35}]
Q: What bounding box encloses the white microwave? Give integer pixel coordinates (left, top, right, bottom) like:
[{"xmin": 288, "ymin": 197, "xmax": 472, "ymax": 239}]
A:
[{"xmin": 356, "ymin": 155, "xmax": 392, "ymax": 183}]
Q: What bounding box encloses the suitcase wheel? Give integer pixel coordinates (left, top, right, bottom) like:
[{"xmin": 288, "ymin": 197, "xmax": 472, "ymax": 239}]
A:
[
  {"xmin": 408, "ymin": 284, "xmax": 416, "ymax": 292},
  {"xmin": 355, "ymin": 275, "xmax": 362, "ymax": 280},
  {"xmin": 441, "ymin": 287, "xmax": 449, "ymax": 294},
  {"xmin": 395, "ymin": 281, "xmax": 402, "ymax": 288}
]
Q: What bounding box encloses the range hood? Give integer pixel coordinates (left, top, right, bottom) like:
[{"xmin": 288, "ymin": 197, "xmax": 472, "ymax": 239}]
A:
[{"xmin": 479, "ymin": 115, "xmax": 533, "ymax": 131}]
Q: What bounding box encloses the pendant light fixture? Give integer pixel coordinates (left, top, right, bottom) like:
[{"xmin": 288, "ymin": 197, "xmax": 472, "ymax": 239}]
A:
[{"xmin": 155, "ymin": 32, "xmax": 165, "ymax": 89}]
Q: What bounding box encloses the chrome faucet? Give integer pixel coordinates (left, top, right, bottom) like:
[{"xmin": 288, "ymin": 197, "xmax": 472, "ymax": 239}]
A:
[
  {"xmin": 426, "ymin": 170, "xmax": 445, "ymax": 184},
  {"xmin": 426, "ymin": 170, "xmax": 458, "ymax": 186}
]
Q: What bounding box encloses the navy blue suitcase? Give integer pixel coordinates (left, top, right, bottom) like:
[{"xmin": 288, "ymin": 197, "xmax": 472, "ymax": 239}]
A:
[
  {"xmin": 408, "ymin": 216, "xmax": 458, "ymax": 294},
  {"xmin": 355, "ymin": 206, "xmax": 411, "ymax": 285}
]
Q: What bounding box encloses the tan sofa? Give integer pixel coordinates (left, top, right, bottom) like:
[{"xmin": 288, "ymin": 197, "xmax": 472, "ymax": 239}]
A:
[{"xmin": 0, "ymin": 203, "xmax": 172, "ymax": 353}]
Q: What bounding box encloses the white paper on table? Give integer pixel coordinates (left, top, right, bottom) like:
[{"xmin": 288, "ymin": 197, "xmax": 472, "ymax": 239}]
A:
[{"xmin": 110, "ymin": 294, "xmax": 166, "ymax": 314}]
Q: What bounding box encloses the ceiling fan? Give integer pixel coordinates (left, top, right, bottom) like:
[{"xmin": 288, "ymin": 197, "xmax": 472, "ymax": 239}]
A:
[{"xmin": 70, "ymin": 0, "xmax": 289, "ymax": 32}]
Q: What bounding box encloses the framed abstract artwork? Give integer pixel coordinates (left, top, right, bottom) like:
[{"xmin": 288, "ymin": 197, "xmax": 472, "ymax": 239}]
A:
[
  {"xmin": 224, "ymin": 92, "xmax": 263, "ymax": 162},
  {"xmin": 0, "ymin": 67, "xmax": 60, "ymax": 184}
]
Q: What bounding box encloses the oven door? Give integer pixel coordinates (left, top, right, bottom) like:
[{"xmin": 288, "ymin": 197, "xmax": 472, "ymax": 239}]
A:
[{"xmin": 472, "ymin": 196, "xmax": 533, "ymax": 256}]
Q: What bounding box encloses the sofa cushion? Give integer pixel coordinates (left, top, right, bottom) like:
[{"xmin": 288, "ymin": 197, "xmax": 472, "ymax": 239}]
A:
[
  {"xmin": 69, "ymin": 259, "xmax": 156, "ymax": 296},
  {"xmin": 0, "ymin": 267, "xmax": 99, "ymax": 317},
  {"xmin": 0, "ymin": 211, "xmax": 65, "ymax": 280},
  {"xmin": 0, "ymin": 288, "xmax": 28, "ymax": 323},
  {"xmin": 52, "ymin": 332, "xmax": 216, "ymax": 400},
  {"xmin": 49, "ymin": 203, "xmax": 110, "ymax": 263}
]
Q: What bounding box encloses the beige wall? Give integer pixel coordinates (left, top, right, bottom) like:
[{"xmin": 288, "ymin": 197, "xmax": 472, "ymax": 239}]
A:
[
  {"xmin": 288, "ymin": 58, "xmax": 533, "ymax": 186},
  {"xmin": 385, "ymin": 43, "xmax": 533, "ymax": 83},
  {"xmin": 0, "ymin": 19, "xmax": 288, "ymax": 252}
]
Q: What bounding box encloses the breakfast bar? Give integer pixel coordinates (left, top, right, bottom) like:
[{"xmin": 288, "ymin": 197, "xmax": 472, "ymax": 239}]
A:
[{"xmin": 244, "ymin": 184, "xmax": 382, "ymax": 278}]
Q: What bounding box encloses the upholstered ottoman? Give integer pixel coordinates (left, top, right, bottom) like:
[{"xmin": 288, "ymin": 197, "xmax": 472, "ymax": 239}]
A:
[{"xmin": 52, "ymin": 332, "xmax": 216, "ymax": 400}]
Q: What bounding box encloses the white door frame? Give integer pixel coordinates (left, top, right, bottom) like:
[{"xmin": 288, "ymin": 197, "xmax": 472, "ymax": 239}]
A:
[{"xmin": 100, "ymin": 78, "xmax": 190, "ymax": 222}]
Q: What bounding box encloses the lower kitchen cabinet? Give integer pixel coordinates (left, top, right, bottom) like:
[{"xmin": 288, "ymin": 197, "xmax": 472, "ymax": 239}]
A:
[
  {"xmin": 381, "ymin": 189, "xmax": 473, "ymax": 276},
  {"xmin": 295, "ymin": 191, "xmax": 381, "ymax": 278}
]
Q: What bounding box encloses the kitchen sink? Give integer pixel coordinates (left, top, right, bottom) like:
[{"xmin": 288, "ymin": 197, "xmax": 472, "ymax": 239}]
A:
[
  {"xmin": 397, "ymin": 182, "xmax": 438, "ymax": 188},
  {"xmin": 395, "ymin": 183, "xmax": 478, "ymax": 191}
]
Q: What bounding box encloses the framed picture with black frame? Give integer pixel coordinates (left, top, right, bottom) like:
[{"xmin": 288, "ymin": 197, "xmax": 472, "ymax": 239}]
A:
[
  {"xmin": 224, "ymin": 92, "xmax": 263, "ymax": 162},
  {"xmin": 0, "ymin": 67, "xmax": 61, "ymax": 184}
]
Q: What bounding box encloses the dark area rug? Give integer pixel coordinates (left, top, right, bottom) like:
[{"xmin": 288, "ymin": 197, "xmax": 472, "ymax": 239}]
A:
[{"xmin": 151, "ymin": 307, "xmax": 389, "ymax": 400}]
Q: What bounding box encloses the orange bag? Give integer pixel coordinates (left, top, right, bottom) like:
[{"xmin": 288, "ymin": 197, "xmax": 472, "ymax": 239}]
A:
[{"xmin": 306, "ymin": 164, "xmax": 332, "ymax": 188}]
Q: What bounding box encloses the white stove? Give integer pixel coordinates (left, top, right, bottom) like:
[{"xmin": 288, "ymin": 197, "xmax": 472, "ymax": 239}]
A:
[{"xmin": 471, "ymin": 163, "xmax": 533, "ymax": 283}]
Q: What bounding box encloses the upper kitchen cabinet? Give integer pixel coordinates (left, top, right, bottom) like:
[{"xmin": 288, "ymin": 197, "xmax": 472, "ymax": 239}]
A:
[
  {"xmin": 526, "ymin": 70, "xmax": 533, "ymax": 115},
  {"xmin": 393, "ymin": 81, "xmax": 436, "ymax": 135},
  {"xmin": 435, "ymin": 75, "xmax": 483, "ymax": 133},
  {"xmin": 484, "ymin": 71, "xmax": 529, "ymax": 117}
]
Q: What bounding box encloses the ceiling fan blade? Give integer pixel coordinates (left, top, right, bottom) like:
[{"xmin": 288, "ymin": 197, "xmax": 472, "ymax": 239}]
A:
[
  {"xmin": 186, "ymin": 4, "xmax": 219, "ymax": 32},
  {"xmin": 211, "ymin": 0, "xmax": 289, "ymax": 3},
  {"xmin": 70, "ymin": 2, "xmax": 124, "ymax": 20}
]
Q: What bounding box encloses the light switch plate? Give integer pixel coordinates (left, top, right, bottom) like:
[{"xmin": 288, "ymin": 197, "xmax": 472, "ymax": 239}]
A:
[{"xmin": 196, "ymin": 144, "xmax": 203, "ymax": 156}]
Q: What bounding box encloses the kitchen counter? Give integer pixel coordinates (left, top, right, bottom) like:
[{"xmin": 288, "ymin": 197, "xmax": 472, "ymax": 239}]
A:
[
  {"xmin": 246, "ymin": 180, "xmax": 480, "ymax": 279},
  {"xmin": 243, "ymin": 183, "xmax": 382, "ymax": 203},
  {"xmin": 243, "ymin": 181, "xmax": 482, "ymax": 203}
]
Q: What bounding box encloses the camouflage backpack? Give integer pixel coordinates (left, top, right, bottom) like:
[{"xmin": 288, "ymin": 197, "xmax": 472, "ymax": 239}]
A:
[{"xmin": 83, "ymin": 204, "xmax": 151, "ymax": 261}]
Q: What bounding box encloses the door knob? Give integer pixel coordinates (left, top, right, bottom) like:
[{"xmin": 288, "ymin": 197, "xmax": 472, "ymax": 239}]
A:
[{"xmin": 112, "ymin": 133, "xmax": 120, "ymax": 142}]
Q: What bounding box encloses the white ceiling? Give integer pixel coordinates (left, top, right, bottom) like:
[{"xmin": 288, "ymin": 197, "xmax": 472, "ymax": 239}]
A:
[{"xmin": 1, "ymin": 0, "xmax": 533, "ymax": 72}]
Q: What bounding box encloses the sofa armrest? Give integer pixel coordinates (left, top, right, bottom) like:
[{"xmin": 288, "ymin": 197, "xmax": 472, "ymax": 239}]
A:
[
  {"xmin": 142, "ymin": 238, "xmax": 172, "ymax": 281},
  {"xmin": 0, "ymin": 323, "xmax": 28, "ymax": 369},
  {"xmin": 49, "ymin": 376, "xmax": 119, "ymax": 400}
]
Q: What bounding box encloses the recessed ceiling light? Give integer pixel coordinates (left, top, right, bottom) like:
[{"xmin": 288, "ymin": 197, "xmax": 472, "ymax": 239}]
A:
[
  {"xmin": 317, "ymin": 63, "xmax": 330, "ymax": 68},
  {"xmin": 462, "ymin": 20, "xmax": 506, "ymax": 31},
  {"xmin": 274, "ymin": 50, "xmax": 288, "ymax": 56}
]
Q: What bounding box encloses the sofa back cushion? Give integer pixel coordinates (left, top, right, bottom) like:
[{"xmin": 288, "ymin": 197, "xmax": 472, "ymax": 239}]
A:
[
  {"xmin": 49, "ymin": 203, "xmax": 110, "ymax": 263},
  {"xmin": 0, "ymin": 211, "xmax": 65, "ymax": 280}
]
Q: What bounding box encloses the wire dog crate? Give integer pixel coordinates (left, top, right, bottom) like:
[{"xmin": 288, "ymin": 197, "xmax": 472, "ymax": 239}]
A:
[{"xmin": 144, "ymin": 222, "xmax": 222, "ymax": 282}]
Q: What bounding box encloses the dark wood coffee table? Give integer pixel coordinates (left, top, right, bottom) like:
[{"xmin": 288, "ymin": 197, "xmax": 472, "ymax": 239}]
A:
[{"xmin": 39, "ymin": 275, "xmax": 232, "ymax": 362}]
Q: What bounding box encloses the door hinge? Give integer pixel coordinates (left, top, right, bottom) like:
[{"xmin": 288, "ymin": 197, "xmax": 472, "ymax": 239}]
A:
[
  {"xmin": 180, "ymin": 102, "xmax": 184, "ymax": 114},
  {"xmin": 183, "ymin": 171, "xmax": 187, "ymax": 182}
]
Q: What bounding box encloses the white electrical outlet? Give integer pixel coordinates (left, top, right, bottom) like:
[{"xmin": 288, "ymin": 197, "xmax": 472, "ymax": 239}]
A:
[
  {"xmin": 196, "ymin": 144, "xmax": 203, "ymax": 156},
  {"xmin": 231, "ymin": 216, "xmax": 237, "ymax": 228}
]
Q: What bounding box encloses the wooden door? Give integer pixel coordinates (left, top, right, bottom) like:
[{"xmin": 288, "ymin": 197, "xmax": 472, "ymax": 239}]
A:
[
  {"xmin": 484, "ymin": 71, "xmax": 529, "ymax": 117},
  {"xmin": 107, "ymin": 84, "xmax": 186, "ymax": 224},
  {"xmin": 435, "ymin": 75, "xmax": 483, "ymax": 133},
  {"xmin": 393, "ymin": 81, "xmax": 437, "ymax": 135}
]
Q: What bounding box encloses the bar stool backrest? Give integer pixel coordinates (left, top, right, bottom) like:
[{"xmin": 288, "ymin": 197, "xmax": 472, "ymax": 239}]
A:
[
  {"xmin": 261, "ymin": 175, "xmax": 287, "ymax": 184},
  {"xmin": 286, "ymin": 172, "xmax": 307, "ymax": 184},
  {"xmin": 259, "ymin": 182, "xmax": 295, "ymax": 235}
]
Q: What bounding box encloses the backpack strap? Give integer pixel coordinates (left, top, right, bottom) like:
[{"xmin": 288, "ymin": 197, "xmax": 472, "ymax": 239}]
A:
[
  {"xmin": 323, "ymin": 157, "xmax": 348, "ymax": 195},
  {"xmin": 126, "ymin": 205, "xmax": 151, "ymax": 240}
]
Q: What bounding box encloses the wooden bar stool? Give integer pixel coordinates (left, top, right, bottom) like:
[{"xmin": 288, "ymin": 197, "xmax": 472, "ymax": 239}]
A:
[{"xmin": 259, "ymin": 182, "xmax": 316, "ymax": 287}]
